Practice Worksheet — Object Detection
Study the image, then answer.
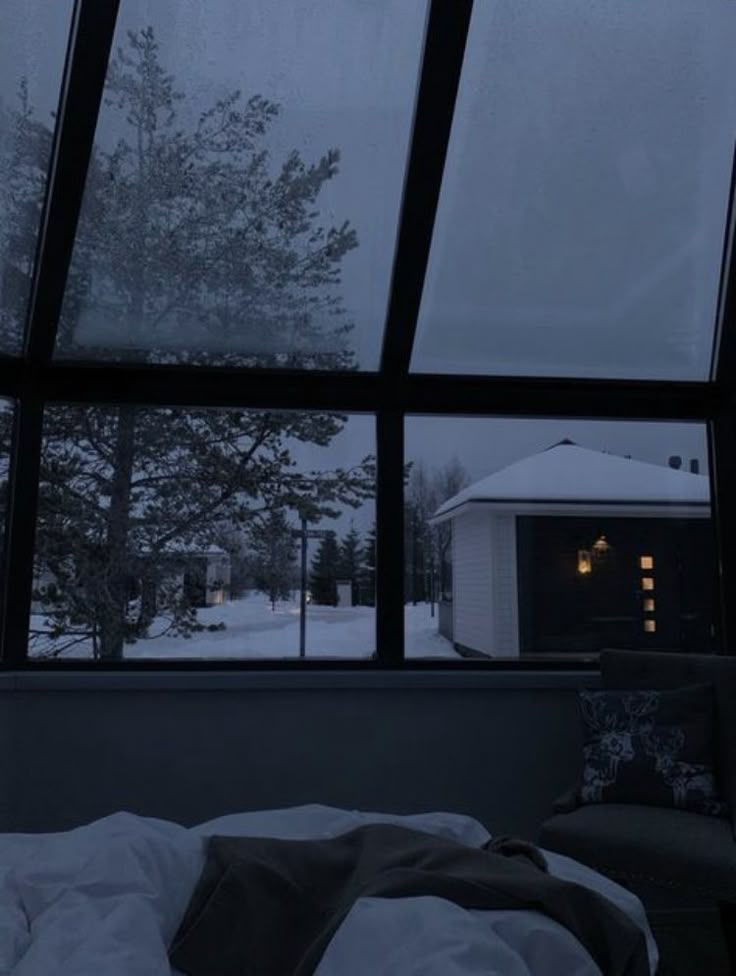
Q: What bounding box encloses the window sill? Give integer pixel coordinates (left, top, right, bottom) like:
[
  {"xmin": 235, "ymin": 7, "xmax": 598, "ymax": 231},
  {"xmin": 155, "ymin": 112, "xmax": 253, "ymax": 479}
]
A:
[{"xmin": 0, "ymin": 668, "xmax": 600, "ymax": 692}]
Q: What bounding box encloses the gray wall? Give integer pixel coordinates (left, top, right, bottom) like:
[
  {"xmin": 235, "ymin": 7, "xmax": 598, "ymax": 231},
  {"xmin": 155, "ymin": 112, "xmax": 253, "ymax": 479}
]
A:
[{"xmin": 0, "ymin": 671, "xmax": 597, "ymax": 839}]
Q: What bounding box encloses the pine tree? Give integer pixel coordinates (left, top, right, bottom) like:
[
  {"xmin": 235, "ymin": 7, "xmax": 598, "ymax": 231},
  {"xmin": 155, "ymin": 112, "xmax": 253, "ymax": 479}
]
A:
[
  {"xmin": 249, "ymin": 509, "xmax": 297, "ymax": 611},
  {"xmin": 309, "ymin": 531, "xmax": 340, "ymax": 606},
  {"xmin": 337, "ymin": 524, "xmax": 363, "ymax": 603},
  {"xmin": 57, "ymin": 27, "xmax": 359, "ymax": 367}
]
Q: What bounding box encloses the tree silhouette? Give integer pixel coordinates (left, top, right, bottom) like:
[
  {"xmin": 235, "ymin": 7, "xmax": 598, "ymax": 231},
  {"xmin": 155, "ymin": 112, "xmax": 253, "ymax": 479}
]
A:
[
  {"xmin": 338, "ymin": 524, "xmax": 363, "ymax": 603},
  {"xmin": 309, "ymin": 530, "xmax": 340, "ymax": 606},
  {"xmin": 249, "ymin": 509, "xmax": 297, "ymax": 610}
]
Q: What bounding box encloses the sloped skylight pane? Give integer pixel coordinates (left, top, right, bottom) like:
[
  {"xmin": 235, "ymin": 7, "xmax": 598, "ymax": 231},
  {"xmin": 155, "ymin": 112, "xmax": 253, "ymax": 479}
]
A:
[
  {"xmin": 412, "ymin": 0, "xmax": 736, "ymax": 380},
  {"xmin": 56, "ymin": 0, "xmax": 426, "ymax": 370},
  {"xmin": 0, "ymin": 1, "xmax": 74, "ymax": 355}
]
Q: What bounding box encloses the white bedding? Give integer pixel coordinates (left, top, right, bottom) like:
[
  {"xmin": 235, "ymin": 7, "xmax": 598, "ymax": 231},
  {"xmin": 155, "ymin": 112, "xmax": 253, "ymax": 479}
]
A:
[{"xmin": 0, "ymin": 805, "xmax": 658, "ymax": 975}]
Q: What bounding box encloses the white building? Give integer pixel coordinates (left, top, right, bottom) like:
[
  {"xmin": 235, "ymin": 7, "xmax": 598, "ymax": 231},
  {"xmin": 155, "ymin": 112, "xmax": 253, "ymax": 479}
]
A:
[
  {"xmin": 431, "ymin": 441, "xmax": 713, "ymax": 657},
  {"xmin": 149, "ymin": 543, "xmax": 231, "ymax": 608}
]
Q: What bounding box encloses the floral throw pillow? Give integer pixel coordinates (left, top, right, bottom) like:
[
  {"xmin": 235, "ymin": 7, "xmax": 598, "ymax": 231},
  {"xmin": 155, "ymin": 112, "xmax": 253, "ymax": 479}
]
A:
[{"xmin": 577, "ymin": 685, "xmax": 728, "ymax": 817}]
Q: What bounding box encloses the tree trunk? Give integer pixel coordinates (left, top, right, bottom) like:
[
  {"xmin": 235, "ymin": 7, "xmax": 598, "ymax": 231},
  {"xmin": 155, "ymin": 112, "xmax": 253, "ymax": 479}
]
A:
[{"xmin": 99, "ymin": 406, "xmax": 136, "ymax": 660}]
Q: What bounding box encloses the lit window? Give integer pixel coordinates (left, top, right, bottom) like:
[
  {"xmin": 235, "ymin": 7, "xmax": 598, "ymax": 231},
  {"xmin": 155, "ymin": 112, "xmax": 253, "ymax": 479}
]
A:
[
  {"xmin": 641, "ymin": 577, "xmax": 655, "ymax": 591},
  {"xmin": 640, "ymin": 555, "xmax": 654, "ymax": 570},
  {"xmin": 577, "ymin": 550, "xmax": 593, "ymax": 575}
]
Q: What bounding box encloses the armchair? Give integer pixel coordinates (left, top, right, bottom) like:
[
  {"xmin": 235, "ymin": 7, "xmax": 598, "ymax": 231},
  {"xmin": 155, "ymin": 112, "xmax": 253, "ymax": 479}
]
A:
[{"xmin": 539, "ymin": 650, "xmax": 736, "ymax": 973}]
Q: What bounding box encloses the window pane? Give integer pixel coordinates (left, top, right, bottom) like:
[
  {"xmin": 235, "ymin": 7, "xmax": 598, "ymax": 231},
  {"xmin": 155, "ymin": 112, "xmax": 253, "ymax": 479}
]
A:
[
  {"xmin": 405, "ymin": 418, "xmax": 717, "ymax": 659},
  {"xmin": 30, "ymin": 406, "xmax": 375, "ymax": 660},
  {"xmin": 56, "ymin": 0, "xmax": 427, "ymax": 369},
  {"xmin": 0, "ymin": 1, "xmax": 74, "ymax": 354},
  {"xmin": 412, "ymin": 0, "xmax": 736, "ymax": 379}
]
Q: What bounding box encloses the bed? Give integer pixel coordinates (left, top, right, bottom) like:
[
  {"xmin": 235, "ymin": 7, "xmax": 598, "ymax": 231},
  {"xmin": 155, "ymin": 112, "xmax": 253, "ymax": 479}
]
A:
[{"xmin": 0, "ymin": 804, "xmax": 658, "ymax": 975}]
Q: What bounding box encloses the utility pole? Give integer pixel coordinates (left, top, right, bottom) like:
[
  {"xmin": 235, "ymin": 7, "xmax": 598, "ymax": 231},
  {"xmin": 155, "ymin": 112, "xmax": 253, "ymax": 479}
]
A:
[{"xmin": 291, "ymin": 521, "xmax": 329, "ymax": 658}]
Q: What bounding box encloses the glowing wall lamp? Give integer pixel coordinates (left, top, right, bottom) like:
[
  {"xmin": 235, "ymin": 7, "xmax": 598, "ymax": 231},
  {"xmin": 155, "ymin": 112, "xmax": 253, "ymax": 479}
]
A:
[
  {"xmin": 577, "ymin": 550, "xmax": 593, "ymax": 575},
  {"xmin": 591, "ymin": 534, "xmax": 610, "ymax": 557}
]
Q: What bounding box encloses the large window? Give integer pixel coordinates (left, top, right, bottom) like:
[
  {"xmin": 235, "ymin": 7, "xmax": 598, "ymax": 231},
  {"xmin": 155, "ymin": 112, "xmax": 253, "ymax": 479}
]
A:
[
  {"xmin": 0, "ymin": 1, "xmax": 735, "ymax": 668},
  {"xmin": 30, "ymin": 406, "xmax": 375, "ymax": 660}
]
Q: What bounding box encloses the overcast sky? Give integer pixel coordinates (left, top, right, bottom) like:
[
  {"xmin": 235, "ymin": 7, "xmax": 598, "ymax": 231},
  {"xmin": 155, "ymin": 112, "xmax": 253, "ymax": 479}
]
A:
[{"xmin": 293, "ymin": 413, "xmax": 708, "ymax": 540}]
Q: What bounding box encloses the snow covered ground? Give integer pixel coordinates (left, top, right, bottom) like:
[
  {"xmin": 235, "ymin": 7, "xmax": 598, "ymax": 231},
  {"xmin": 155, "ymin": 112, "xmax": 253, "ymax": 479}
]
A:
[{"xmin": 29, "ymin": 596, "xmax": 458, "ymax": 660}]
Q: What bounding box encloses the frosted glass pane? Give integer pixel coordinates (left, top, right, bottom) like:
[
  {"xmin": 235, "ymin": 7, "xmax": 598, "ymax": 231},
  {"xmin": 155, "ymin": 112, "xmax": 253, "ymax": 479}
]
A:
[
  {"xmin": 56, "ymin": 0, "xmax": 427, "ymax": 369},
  {"xmin": 412, "ymin": 0, "xmax": 736, "ymax": 379},
  {"xmin": 0, "ymin": 1, "xmax": 74, "ymax": 354}
]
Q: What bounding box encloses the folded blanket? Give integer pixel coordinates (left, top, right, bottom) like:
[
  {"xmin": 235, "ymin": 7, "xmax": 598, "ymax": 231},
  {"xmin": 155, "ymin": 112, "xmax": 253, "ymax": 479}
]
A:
[{"xmin": 170, "ymin": 824, "xmax": 649, "ymax": 976}]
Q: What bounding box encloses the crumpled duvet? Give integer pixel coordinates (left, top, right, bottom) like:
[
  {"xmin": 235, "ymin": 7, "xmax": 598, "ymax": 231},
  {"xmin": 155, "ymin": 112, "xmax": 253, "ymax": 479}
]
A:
[{"xmin": 0, "ymin": 805, "xmax": 658, "ymax": 976}]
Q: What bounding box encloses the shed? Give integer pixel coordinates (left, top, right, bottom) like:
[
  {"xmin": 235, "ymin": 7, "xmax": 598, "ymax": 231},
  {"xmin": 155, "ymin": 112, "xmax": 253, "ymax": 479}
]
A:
[
  {"xmin": 134, "ymin": 543, "xmax": 232, "ymax": 609},
  {"xmin": 431, "ymin": 441, "xmax": 714, "ymax": 657}
]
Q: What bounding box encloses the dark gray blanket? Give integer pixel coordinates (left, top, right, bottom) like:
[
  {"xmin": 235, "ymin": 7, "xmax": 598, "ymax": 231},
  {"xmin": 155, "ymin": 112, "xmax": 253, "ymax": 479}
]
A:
[{"xmin": 170, "ymin": 824, "xmax": 650, "ymax": 976}]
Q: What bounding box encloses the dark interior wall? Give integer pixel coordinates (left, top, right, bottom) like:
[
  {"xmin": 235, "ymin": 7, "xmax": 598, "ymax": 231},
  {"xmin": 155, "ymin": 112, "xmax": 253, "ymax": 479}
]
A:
[{"xmin": 0, "ymin": 673, "xmax": 593, "ymax": 839}]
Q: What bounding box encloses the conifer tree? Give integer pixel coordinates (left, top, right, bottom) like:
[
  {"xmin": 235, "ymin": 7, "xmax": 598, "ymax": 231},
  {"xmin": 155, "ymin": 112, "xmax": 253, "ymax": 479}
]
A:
[
  {"xmin": 309, "ymin": 530, "xmax": 340, "ymax": 606},
  {"xmin": 249, "ymin": 509, "xmax": 297, "ymax": 610},
  {"xmin": 337, "ymin": 524, "xmax": 363, "ymax": 603}
]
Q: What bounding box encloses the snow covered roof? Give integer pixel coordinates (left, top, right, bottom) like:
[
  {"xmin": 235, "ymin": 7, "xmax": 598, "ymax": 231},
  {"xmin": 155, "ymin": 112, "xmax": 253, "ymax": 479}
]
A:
[
  {"xmin": 138, "ymin": 541, "xmax": 229, "ymax": 557},
  {"xmin": 432, "ymin": 441, "xmax": 710, "ymax": 522}
]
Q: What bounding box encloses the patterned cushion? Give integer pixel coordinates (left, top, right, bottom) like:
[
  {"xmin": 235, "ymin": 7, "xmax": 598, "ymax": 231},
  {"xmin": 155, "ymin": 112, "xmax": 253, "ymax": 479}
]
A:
[{"xmin": 577, "ymin": 685, "xmax": 728, "ymax": 817}]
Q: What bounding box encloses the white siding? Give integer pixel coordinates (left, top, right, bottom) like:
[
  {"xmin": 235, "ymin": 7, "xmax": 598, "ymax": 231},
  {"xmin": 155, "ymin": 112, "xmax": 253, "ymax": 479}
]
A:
[
  {"xmin": 453, "ymin": 510, "xmax": 494, "ymax": 655},
  {"xmin": 490, "ymin": 515, "xmax": 519, "ymax": 656}
]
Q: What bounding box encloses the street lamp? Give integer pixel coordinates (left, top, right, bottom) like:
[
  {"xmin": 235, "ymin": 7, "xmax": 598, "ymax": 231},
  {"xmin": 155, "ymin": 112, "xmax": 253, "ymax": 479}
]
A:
[{"xmin": 290, "ymin": 515, "xmax": 329, "ymax": 658}]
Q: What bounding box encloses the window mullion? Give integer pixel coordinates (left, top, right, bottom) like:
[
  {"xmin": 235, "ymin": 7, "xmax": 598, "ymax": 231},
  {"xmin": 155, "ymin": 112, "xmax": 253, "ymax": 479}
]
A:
[{"xmin": 375, "ymin": 408, "xmax": 405, "ymax": 664}]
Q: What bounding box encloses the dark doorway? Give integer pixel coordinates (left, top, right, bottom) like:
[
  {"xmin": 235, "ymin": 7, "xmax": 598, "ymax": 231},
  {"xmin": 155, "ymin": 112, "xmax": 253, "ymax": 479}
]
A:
[
  {"xmin": 516, "ymin": 516, "xmax": 717, "ymax": 654},
  {"xmin": 182, "ymin": 558, "xmax": 207, "ymax": 608}
]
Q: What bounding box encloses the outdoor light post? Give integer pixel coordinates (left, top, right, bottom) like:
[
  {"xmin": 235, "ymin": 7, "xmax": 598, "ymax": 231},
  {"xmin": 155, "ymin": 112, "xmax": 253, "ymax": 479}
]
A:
[{"xmin": 291, "ymin": 519, "xmax": 329, "ymax": 658}]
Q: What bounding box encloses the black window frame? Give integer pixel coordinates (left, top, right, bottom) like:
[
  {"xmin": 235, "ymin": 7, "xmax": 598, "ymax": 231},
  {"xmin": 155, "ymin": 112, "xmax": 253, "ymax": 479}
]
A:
[{"xmin": 1, "ymin": 0, "xmax": 735, "ymax": 671}]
